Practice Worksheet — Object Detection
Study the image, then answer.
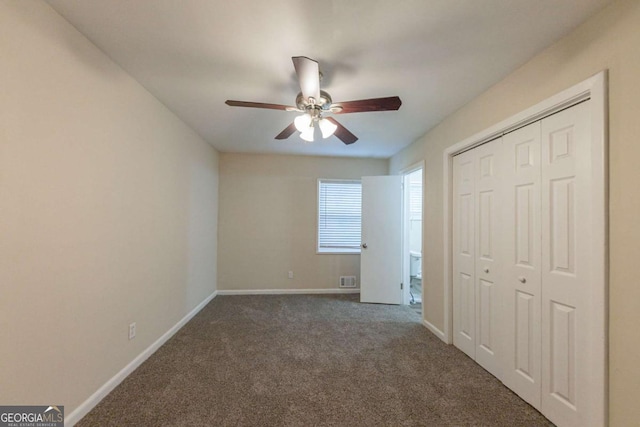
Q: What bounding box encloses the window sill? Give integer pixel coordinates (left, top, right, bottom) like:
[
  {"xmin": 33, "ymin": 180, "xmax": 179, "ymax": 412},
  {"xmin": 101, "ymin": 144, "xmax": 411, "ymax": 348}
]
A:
[{"xmin": 316, "ymin": 248, "xmax": 361, "ymax": 255}]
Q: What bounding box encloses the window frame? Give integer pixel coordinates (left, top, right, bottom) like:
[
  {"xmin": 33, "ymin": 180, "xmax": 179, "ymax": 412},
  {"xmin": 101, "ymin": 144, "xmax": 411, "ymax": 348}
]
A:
[{"xmin": 316, "ymin": 178, "xmax": 362, "ymax": 255}]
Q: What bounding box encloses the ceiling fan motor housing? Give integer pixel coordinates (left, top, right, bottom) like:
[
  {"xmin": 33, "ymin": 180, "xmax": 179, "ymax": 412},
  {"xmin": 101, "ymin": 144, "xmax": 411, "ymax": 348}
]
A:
[{"xmin": 296, "ymin": 90, "xmax": 333, "ymax": 111}]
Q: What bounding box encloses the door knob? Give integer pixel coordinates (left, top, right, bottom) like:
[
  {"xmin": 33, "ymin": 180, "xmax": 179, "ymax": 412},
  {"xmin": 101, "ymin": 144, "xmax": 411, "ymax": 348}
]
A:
[
  {"xmin": 484, "ymin": 267, "xmax": 490, "ymax": 273},
  {"xmin": 362, "ymin": 243, "xmax": 368, "ymax": 249},
  {"xmin": 519, "ymin": 276, "xmax": 527, "ymax": 283}
]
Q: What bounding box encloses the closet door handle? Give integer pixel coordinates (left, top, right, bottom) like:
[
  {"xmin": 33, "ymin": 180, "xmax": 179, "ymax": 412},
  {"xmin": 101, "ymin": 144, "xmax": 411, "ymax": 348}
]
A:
[
  {"xmin": 518, "ymin": 276, "xmax": 527, "ymax": 284},
  {"xmin": 483, "ymin": 267, "xmax": 490, "ymax": 273}
]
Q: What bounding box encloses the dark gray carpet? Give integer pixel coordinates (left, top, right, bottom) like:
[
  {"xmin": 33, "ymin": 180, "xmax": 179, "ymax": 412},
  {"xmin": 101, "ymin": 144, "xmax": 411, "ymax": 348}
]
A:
[{"xmin": 78, "ymin": 294, "xmax": 552, "ymax": 426}]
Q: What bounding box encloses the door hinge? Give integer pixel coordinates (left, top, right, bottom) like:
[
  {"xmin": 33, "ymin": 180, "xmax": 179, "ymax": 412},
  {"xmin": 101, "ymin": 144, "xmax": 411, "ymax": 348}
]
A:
[{"xmin": 401, "ymin": 283, "xmax": 404, "ymax": 290}]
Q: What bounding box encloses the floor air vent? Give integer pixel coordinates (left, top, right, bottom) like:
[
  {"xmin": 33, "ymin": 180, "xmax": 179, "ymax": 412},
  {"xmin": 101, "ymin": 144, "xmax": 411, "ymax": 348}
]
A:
[{"xmin": 340, "ymin": 276, "xmax": 357, "ymax": 288}]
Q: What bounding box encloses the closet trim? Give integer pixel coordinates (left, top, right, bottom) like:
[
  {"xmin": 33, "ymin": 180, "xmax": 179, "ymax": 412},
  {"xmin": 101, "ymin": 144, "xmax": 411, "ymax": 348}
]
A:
[{"xmin": 442, "ymin": 72, "xmax": 608, "ymax": 373}]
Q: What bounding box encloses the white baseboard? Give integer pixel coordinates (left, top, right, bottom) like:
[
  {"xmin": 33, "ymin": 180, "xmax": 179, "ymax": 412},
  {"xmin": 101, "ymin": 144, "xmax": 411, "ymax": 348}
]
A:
[
  {"xmin": 217, "ymin": 288, "xmax": 360, "ymax": 295},
  {"xmin": 65, "ymin": 290, "xmax": 218, "ymax": 426},
  {"xmin": 422, "ymin": 318, "xmax": 447, "ymax": 342}
]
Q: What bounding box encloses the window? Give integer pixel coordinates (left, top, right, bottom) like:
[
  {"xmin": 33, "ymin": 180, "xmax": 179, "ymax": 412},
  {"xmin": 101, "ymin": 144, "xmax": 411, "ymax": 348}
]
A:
[
  {"xmin": 317, "ymin": 179, "xmax": 362, "ymax": 253},
  {"xmin": 409, "ymin": 171, "xmax": 422, "ymax": 220}
]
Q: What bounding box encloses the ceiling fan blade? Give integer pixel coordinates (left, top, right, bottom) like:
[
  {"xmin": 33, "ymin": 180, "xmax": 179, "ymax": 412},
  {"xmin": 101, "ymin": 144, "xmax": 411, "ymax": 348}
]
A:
[
  {"xmin": 225, "ymin": 100, "xmax": 293, "ymax": 110},
  {"xmin": 292, "ymin": 56, "xmax": 321, "ymax": 103},
  {"xmin": 332, "ymin": 96, "xmax": 402, "ymax": 114},
  {"xmin": 326, "ymin": 117, "xmax": 358, "ymax": 145},
  {"xmin": 275, "ymin": 123, "xmax": 297, "ymax": 140}
]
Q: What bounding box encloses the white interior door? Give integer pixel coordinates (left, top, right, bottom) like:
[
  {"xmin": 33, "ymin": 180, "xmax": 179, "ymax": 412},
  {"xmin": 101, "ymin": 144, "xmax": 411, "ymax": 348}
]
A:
[
  {"xmin": 540, "ymin": 101, "xmax": 602, "ymax": 427},
  {"xmin": 360, "ymin": 175, "xmax": 403, "ymax": 305},
  {"xmin": 452, "ymin": 150, "xmax": 476, "ymax": 358},
  {"xmin": 503, "ymin": 121, "xmax": 543, "ymax": 408},
  {"xmin": 473, "ymin": 138, "xmax": 503, "ymax": 378},
  {"xmin": 453, "ymin": 139, "xmax": 504, "ymax": 373}
]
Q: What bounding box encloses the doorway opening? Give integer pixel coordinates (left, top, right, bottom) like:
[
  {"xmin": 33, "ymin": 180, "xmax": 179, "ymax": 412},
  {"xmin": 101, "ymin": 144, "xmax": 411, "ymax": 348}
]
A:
[{"xmin": 403, "ymin": 166, "xmax": 424, "ymax": 312}]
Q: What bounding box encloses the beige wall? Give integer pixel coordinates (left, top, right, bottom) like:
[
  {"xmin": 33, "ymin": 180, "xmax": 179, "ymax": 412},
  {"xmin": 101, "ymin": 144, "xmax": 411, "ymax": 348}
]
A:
[
  {"xmin": 0, "ymin": 1, "xmax": 219, "ymax": 414},
  {"xmin": 389, "ymin": 0, "xmax": 640, "ymax": 423},
  {"xmin": 218, "ymin": 153, "xmax": 387, "ymax": 291}
]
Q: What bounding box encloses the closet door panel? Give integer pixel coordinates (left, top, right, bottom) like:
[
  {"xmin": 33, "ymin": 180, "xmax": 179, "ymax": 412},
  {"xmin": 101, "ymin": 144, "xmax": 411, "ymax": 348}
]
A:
[
  {"xmin": 473, "ymin": 138, "xmax": 503, "ymax": 378},
  {"xmin": 502, "ymin": 122, "xmax": 542, "ymax": 408},
  {"xmin": 452, "ymin": 150, "xmax": 476, "ymax": 358},
  {"xmin": 540, "ymin": 101, "xmax": 596, "ymax": 427}
]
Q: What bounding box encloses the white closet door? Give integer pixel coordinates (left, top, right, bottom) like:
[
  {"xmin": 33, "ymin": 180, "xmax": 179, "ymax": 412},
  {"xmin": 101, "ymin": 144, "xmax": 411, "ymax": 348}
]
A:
[
  {"xmin": 540, "ymin": 101, "xmax": 602, "ymax": 427},
  {"xmin": 473, "ymin": 138, "xmax": 503, "ymax": 378},
  {"xmin": 502, "ymin": 122, "xmax": 543, "ymax": 408},
  {"xmin": 451, "ymin": 98, "xmax": 604, "ymax": 427},
  {"xmin": 452, "ymin": 150, "xmax": 476, "ymax": 358}
]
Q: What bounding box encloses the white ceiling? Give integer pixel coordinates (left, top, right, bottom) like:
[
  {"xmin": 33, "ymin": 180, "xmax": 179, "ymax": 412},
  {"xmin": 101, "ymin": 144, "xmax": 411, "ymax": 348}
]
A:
[{"xmin": 47, "ymin": 0, "xmax": 612, "ymax": 158}]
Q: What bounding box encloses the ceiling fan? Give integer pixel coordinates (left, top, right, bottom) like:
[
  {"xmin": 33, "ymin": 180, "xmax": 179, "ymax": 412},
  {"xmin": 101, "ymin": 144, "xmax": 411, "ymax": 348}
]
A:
[{"xmin": 225, "ymin": 56, "xmax": 402, "ymax": 145}]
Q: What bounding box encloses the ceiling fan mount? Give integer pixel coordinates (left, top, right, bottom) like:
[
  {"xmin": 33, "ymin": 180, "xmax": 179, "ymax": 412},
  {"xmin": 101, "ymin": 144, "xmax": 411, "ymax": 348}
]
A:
[{"xmin": 225, "ymin": 56, "xmax": 401, "ymax": 145}]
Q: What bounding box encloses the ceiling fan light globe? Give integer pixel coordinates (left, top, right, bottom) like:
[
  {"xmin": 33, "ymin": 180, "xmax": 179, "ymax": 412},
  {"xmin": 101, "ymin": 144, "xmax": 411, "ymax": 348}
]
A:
[
  {"xmin": 319, "ymin": 118, "xmax": 337, "ymax": 139},
  {"xmin": 294, "ymin": 113, "xmax": 312, "ymax": 132},
  {"xmin": 300, "ymin": 127, "xmax": 314, "ymax": 142}
]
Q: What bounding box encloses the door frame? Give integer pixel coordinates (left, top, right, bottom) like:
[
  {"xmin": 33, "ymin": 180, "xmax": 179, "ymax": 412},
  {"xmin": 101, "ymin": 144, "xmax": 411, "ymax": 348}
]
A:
[{"xmin": 401, "ymin": 162, "xmax": 425, "ymax": 306}]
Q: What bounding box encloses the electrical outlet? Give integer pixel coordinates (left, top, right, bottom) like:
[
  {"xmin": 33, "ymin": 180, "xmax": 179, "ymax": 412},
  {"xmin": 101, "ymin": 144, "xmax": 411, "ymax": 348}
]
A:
[
  {"xmin": 288, "ymin": 271, "xmax": 294, "ymax": 279},
  {"xmin": 128, "ymin": 322, "xmax": 136, "ymax": 340}
]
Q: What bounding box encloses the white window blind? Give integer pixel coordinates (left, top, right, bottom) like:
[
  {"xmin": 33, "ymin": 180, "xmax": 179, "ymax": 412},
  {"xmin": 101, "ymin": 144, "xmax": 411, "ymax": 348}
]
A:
[
  {"xmin": 317, "ymin": 179, "xmax": 362, "ymax": 253},
  {"xmin": 409, "ymin": 178, "xmax": 422, "ymax": 220}
]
